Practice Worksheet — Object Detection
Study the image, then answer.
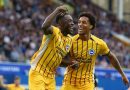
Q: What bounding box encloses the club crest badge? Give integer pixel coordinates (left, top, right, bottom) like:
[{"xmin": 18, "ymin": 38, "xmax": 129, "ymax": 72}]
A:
[
  {"xmin": 89, "ymin": 49, "xmax": 95, "ymax": 55},
  {"xmin": 66, "ymin": 45, "xmax": 70, "ymax": 52}
]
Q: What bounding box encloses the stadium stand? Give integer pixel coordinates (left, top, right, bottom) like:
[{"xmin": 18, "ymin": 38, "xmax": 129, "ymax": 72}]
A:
[
  {"xmin": 0, "ymin": 0, "xmax": 129, "ymax": 68},
  {"xmin": 0, "ymin": 0, "xmax": 130, "ymax": 90}
]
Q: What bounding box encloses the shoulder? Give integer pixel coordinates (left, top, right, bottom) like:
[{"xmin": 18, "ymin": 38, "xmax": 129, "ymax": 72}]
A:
[
  {"xmin": 91, "ymin": 35, "xmax": 107, "ymax": 45},
  {"xmin": 67, "ymin": 34, "xmax": 73, "ymax": 38},
  {"xmin": 20, "ymin": 86, "xmax": 25, "ymax": 90},
  {"xmin": 7, "ymin": 84, "xmax": 14, "ymax": 86},
  {"xmin": 50, "ymin": 26, "xmax": 63, "ymax": 37},
  {"xmin": 72, "ymin": 34, "xmax": 79, "ymax": 41},
  {"xmin": 7, "ymin": 84, "xmax": 14, "ymax": 88},
  {"xmin": 52, "ymin": 26, "xmax": 60, "ymax": 33},
  {"xmin": 66, "ymin": 35, "xmax": 73, "ymax": 41}
]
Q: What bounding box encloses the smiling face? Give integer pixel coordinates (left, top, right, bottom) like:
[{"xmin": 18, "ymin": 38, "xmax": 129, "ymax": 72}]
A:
[
  {"xmin": 57, "ymin": 14, "xmax": 74, "ymax": 35},
  {"xmin": 61, "ymin": 14, "xmax": 74, "ymax": 34},
  {"xmin": 78, "ymin": 16, "xmax": 92, "ymax": 35}
]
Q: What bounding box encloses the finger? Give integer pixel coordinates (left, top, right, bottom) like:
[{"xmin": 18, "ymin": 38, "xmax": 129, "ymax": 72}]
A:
[
  {"xmin": 60, "ymin": 12, "xmax": 64, "ymax": 16},
  {"xmin": 61, "ymin": 5, "xmax": 68, "ymax": 12},
  {"xmin": 65, "ymin": 7, "xmax": 68, "ymax": 12},
  {"xmin": 59, "ymin": 12, "xmax": 66, "ymax": 16},
  {"xmin": 70, "ymin": 64, "xmax": 79, "ymax": 69},
  {"xmin": 70, "ymin": 63, "xmax": 77, "ymax": 67},
  {"xmin": 124, "ymin": 81, "xmax": 129, "ymax": 87},
  {"xmin": 70, "ymin": 63, "xmax": 79, "ymax": 67}
]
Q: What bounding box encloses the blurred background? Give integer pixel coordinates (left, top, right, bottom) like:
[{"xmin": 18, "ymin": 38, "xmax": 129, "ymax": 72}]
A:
[{"xmin": 0, "ymin": 0, "xmax": 130, "ymax": 90}]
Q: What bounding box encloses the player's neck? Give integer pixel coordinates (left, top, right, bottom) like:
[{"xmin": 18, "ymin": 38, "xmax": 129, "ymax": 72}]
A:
[
  {"xmin": 79, "ymin": 32, "xmax": 91, "ymax": 41},
  {"xmin": 59, "ymin": 27, "xmax": 68, "ymax": 36},
  {"xmin": 61, "ymin": 28, "xmax": 69, "ymax": 36},
  {"xmin": 62, "ymin": 31, "xmax": 68, "ymax": 36}
]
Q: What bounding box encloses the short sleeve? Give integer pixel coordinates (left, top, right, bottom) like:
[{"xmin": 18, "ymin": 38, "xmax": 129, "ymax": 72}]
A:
[
  {"xmin": 99, "ymin": 40, "xmax": 110, "ymax": 55},
  {"xmin": 51, "ymin": 26, "xmax": 61, "ymax": 36},
  {"xmin": 43, "ymin": 26, "xmax": 61, "ymax": 43}
]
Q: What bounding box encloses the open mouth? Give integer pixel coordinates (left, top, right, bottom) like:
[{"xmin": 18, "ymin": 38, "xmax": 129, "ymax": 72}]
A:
[
  {"xmin": 78, "ymin": 28, "xmax": 83, "ymax": 31},
  {"xmin": 69, "ymin": 26, "xmax": 74, "ymax": 30},
  {"xmin": 70, "ymin": 27, "xmax": 73, "ymax": 30}
]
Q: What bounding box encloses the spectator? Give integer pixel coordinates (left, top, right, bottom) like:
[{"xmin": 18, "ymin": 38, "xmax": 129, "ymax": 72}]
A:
[
  {"xmin": 7, "ymin": 76, "xmax": 25, "ymax": 90},
  {"xmin": 0, "ymin": 75, "xmax": 7, "ymax": 90}
]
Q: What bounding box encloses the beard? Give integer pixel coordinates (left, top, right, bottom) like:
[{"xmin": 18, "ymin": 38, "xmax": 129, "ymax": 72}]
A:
[{"xmin": 62, "ymin": 27, "xmax": 73, "ymax": 35}]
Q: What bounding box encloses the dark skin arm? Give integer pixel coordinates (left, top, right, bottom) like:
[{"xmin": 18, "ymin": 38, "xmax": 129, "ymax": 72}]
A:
[
  {"xmin": 60, "ymin": 54, "xmax": 71, "ymax": 67},
  {"xmin": 61, "ymin": 54, "xmax": 79, "ymax": 69},
  {"xmin": 107, "ymin": 51, "xmax": 129, "ymax": 87},
  {"xmin": 41, "ymin": 5, "xmax": 67, "ymax": 35}
]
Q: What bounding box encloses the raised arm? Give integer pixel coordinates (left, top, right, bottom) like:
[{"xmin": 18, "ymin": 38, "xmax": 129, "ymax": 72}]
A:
[
  {"xmin": 107, "ymin": 51, "xmax": 129, "ymax": 86},
  {"xmin": 42, "ymin": 5, "xmax": 67, "ymax": 35}
]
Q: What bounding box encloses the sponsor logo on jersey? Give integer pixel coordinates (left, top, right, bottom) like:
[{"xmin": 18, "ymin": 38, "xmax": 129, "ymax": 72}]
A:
[
  {"xmin": 89, "ymin": 49, "xmax": 95, "ymax": 55},
  {"xmin": 66, "ymin": 45, "xmax": 70, "ymax": 52}
]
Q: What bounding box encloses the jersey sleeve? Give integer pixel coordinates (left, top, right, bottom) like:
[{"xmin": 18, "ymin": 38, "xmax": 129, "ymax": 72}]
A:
[
  {"xmin": 43, "ymin": 26, "xmax": 61, "ymax": 46},
  {"xmin": 44, "ymin": 26, "xmax": 61, "ymax": 38},
  {"xmin": 51, "ymin": 26, "xmax": 61, "ymax": 37},
  {"xmin": 99, "ymin": 40, "xmax": 110, "ymax": 55}
]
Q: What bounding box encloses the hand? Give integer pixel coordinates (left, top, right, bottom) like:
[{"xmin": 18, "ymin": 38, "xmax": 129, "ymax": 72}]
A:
[
  {"xmin": 70, "ymin": 60, "xmax": 79, "ymax": 69},
  {"xmin": 122, "ymin": 75, "xmax": 129, "ymax": 87},
  {"xmin": 55, "ymin": 5, "xmax": 68, "ymax": 13}
]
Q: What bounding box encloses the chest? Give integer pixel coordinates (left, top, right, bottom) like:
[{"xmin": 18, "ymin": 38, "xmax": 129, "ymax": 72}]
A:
[
  {"xmin": 55, "ymin": 36, "xmax": 72, "ymax": 54},
  {"xmin": 71, "ymin": 40, "xmax": 100, "ymax": 59}
]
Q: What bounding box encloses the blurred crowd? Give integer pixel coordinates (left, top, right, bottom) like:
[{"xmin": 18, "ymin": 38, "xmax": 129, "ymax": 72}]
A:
[
  {"xmin": 0, "ymin": 0, "xmax": 58, "ymax": 62},
  {"xmin": 0, "ymin": 75, "xmax": 25, "ymax": 90},
  {"xmin": 0, "ymin": 0, "xmax": 130, "ymax": 68}
]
